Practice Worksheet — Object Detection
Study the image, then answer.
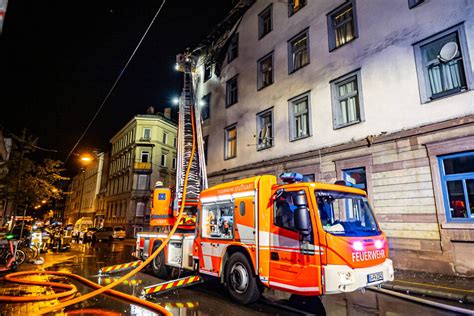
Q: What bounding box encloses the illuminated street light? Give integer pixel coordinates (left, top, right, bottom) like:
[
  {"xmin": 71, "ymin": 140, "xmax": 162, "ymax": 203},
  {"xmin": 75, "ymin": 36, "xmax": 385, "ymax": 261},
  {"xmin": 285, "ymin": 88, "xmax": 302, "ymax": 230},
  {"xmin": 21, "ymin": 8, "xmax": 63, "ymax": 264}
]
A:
[
  {"xmin": 174, "ymin": 63, "xmax": 179, "ymax": 71},
  {"xmin": 80, "ymin": 154, "xmax": 93, "ymax": 163},
  {"xmin": 172, "ymin": 97, "xmax": 179, "ymax": 105},
  {"xmin": 41, "ymin": 200, "xmax": 47, "ymax": 204}
]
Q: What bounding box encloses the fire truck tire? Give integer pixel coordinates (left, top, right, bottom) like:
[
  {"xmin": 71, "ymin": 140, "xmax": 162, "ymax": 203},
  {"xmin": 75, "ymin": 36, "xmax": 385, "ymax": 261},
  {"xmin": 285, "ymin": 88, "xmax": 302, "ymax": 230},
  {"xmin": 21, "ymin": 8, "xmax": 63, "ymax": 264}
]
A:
[
  {"xmin": 225, "ymin": 252, "xmax": 261, "ymax": 304},
  {"xmin": 289, "ymin": 295, "xmax": 326, "ymax": 315},
  {"xmin": 151, "ymin": 244, "xmax": 168, "ymax": 279}
]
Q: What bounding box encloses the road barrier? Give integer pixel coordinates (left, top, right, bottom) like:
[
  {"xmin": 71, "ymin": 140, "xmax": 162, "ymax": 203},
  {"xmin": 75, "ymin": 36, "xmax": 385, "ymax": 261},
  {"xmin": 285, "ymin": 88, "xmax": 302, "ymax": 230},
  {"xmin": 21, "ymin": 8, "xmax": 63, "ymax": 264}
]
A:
[
  {"xmin": 163, "ymin": 302, "xmax": 199, "ymax": 309},
  {"xmin": 98, "ymin": 260, "xmax": 143, "ymax": 274},
  {"xmin": 142, "ymin": 275, "xmax": 203, "ymax": 296}
]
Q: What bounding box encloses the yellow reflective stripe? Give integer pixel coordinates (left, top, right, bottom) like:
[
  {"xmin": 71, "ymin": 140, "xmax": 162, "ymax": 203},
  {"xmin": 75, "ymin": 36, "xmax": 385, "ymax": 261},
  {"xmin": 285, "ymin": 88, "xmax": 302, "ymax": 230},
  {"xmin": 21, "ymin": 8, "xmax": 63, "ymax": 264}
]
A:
[{"xmin": 177, "ymin": 279, "xmax": 185, "ymax": 286}]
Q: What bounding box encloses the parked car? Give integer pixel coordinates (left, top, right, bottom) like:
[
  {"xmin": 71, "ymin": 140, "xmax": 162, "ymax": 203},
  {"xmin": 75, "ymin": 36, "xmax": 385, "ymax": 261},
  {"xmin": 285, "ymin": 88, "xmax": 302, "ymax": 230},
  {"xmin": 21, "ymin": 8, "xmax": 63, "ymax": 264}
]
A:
[
  {"xmin": 80, "ymin": 227, "xmax": 97, "ymax": 242},
  {"xmin": 92, "ymin": 226, "xmax": 126, "ymax": 242}
]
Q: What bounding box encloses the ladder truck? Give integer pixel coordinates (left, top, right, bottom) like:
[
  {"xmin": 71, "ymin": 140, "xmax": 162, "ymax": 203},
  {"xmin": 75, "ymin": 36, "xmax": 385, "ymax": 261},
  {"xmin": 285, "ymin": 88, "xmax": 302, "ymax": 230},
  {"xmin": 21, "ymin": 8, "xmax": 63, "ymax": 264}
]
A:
[{"xmin": 134, "ymin": 52, "xmax": 394, "ymax": 310}]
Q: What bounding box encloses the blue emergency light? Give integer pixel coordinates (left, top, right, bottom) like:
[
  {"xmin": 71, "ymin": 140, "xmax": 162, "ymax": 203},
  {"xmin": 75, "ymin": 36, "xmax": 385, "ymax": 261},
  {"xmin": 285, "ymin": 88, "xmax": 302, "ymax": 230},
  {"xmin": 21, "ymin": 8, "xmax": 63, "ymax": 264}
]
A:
[{"xmin": 279, "ymin": 172, "xmax": 303, "ymax": 183}]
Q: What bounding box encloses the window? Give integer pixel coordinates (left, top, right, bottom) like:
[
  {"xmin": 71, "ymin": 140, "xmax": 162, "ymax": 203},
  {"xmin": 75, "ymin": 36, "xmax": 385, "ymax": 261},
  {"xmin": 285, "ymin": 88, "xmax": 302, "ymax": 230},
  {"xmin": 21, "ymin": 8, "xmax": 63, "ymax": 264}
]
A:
[
  {"xmin": 160, "ymin": 152, "xmax": 167, "ymax": 167},
  {"xmin": 289, "ymin": 93, "xmax": 311, "ymax": 140},
  {"xmin": 408, "ymin": 0, "xmax": 424, "ymax": 9},
  {"xmin": 162, "ymin": 132, "xmax": 168, "ymax": 144},
  {"xmin": 439, "ymin": 152, "xmax": 474, "ymax": 222},
  {"xmin": 258, "ymin": 4, "xmax": 272, "ymax": 39},
  {"xmin": 202, "ymin": 201, "xmax": 234, "ymax": 239},
  {"xmin": 315, "ymin": 190, "xmax": 380, "ymax": 236},
  {"xmin": 327, "ymin": 0, "xmax": 358, "ymax": 51},
  {"xmin": 137, "ymin": 175, "xmax": 148, "ymax": 190},
  {"xmin": 343, "ymin": 167, "xmax": 367, "ymax": 192},
  {"xmin": 143, "ymin": 128, "xmax": 151, "ymax": 140},
  {"xmin": 225, "ymin": 125, "xmax": 237, "ymax": 159},
  {"xmin": 201, "ymin": 93, "xmax": 211, "ymax": 120},
  {"xmin": 303, "ymin": 174, "xmax": 315, "ymax": 182},
  {"xmin": 274, "ymin": 191, "xmax": 309, "ymax": 232},
  {"xmin": 289, "ymin": 0, "xmax": 306, "ymax": 16},
  {"xmin": 257, "ymin": 52, "xmax": 274, "ymax": 89},
  {"xmin": 173, "ymin": 137, "xmax": 177, "ymax": 148},
  {"xmin": 203, "ymin": 61, "xmax": 212, "ymax": 82},
  {"xmin": 172, "ymin": 156, "xmax": 177, "ymax": 170},
  {"xmin": 227, "ymin": 33, "xmax": 239, "ymax": 63},
  {"xmin": 288, "ymin": 29, "xmax": 309, "ymax": 73},
  {"xmin": 256, "ymin": 108, "xmax": 273, "ymax": 150},
  {"xmin": 203, "ymin": 135, "xmax": 209, "ymax": 164},
  {"xmin": 140, "ymin": 151, "xmax": 150, "ymax": 163},
  {"xmin": 136, "ymin": 202, "xmax": 145, "ymax": 217},
  {"xmin": 331, "ymin": 70, "xmax": 364, "ymax": 129},
  {"xmin": 414, "ymin": 25, "xmax": 470, "ymax": 102},
  {"xmin": 226, "ymin": 75, "xmax": 238, "ymax": 107}
]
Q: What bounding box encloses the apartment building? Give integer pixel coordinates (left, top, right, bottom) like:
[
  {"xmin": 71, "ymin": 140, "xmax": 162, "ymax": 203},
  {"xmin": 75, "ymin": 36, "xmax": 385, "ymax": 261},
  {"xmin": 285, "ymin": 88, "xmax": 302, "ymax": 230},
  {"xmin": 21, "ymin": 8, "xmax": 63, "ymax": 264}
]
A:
[
  {"xmin": 105, "ymin": 109, "xmax": 177, "ymax": 236},
  {"xmin": 64, "ymin": 152, "xmax": 106, "ymax": 225},
  {"xmin": 196, "ymin": 0, "xmax": 474, "ymax": 275}
]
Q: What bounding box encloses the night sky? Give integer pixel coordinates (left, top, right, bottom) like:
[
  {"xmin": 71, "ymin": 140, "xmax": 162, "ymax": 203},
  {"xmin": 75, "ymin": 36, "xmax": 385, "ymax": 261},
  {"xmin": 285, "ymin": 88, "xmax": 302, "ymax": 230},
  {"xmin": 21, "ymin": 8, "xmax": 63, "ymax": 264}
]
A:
[{"xmin": 0, "ymin": 0, "xmax": 232, "ymax": 167}]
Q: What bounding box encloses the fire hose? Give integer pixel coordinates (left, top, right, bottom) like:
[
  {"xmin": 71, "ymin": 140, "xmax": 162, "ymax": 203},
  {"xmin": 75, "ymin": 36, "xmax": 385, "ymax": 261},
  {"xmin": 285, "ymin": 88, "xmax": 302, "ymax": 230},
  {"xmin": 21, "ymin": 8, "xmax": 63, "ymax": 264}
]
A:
[{"xmin": 0, "ymin": 107, "xmax": 198, "ymax": 316}]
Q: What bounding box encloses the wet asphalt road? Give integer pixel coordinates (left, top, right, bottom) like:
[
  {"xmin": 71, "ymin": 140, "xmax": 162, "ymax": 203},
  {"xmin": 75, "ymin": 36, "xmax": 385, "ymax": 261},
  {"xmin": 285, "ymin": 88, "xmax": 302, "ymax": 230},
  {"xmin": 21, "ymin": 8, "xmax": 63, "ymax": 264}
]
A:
[{"xmin": 34, "ymin": 242, "xmax": 463, "ymax": 315}]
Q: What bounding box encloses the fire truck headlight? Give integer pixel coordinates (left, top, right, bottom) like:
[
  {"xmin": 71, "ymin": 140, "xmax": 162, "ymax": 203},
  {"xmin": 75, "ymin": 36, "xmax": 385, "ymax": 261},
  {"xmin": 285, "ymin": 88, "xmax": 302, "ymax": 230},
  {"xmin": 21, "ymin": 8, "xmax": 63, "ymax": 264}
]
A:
[
  {"xmin": 338, "ymin": 271, "xmax": 354, "ymax": 285},
  {"xmin": 353, "ymin": 241, "xmax": 364, "ymax": 251},
  {"xmin": 374, "ymin": 240, "xmax": 384, "ymax": 249}
]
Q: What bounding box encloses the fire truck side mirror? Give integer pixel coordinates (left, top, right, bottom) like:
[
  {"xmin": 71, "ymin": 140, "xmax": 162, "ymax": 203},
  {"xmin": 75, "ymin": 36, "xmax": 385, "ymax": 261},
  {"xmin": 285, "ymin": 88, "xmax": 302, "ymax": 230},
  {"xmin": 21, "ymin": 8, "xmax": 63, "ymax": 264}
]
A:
[{"xmin": 293, "ymin": 190, "xmax": 310, "ymax": 235}]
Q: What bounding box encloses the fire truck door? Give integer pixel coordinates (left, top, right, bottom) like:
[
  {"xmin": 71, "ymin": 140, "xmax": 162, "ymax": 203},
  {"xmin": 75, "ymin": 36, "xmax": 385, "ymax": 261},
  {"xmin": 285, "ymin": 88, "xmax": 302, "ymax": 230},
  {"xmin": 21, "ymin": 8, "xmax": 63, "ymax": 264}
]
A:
[
  {"xmin": 235, "ymin": 197, "xmax": 254, "ymax": 244},
  {"xmin": 268, "ymin": 190, "xmax": 321, "ymax": 293}
]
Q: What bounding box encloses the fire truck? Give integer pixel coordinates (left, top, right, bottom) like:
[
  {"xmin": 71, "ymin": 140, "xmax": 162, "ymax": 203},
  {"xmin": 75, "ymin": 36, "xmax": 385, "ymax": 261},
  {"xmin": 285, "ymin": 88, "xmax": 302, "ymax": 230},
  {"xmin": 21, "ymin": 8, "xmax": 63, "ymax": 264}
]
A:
[{"xmin": 134, "ymin": 52, "xmax": 394, "ymax": 307}]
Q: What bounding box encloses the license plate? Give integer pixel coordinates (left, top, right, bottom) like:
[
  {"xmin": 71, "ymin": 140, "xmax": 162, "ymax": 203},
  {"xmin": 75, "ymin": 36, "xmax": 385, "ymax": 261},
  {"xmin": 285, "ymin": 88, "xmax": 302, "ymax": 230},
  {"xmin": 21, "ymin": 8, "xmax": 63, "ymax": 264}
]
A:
[{"xmin": 367, "ymin": 271, "xmax": 384, "ymax": 283}]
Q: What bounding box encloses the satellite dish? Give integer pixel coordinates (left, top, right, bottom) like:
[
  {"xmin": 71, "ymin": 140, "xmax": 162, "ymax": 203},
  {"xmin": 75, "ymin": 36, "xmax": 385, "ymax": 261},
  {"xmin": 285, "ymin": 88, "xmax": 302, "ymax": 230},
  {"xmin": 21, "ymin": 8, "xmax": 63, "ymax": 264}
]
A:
[{"xmin": 438, "ymin": 41, "xmax": 458, "ymax": 62}]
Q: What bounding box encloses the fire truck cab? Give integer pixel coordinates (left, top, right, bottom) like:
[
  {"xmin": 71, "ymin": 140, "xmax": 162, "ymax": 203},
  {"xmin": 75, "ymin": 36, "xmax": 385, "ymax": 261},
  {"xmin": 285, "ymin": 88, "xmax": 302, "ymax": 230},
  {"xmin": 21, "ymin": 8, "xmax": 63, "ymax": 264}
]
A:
[{"xmin": 137, "ymin": 173, "xmax": 394, "ymax": 304}]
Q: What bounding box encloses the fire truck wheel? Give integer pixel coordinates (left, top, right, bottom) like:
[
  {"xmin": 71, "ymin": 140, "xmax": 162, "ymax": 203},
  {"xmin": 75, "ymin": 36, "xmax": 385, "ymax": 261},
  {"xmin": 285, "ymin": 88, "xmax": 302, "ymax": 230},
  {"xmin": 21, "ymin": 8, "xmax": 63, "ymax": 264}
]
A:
[
  {"xmin": 151, "ymin": 244, "xmax": 168, "ymax": 279},
  {"xmin": 225, "ymin": 252, "xmax": 261, "ymax": 304},
  {"xmin": 289, "ymin": 295, "xmax": 326, "ymax": 315}
]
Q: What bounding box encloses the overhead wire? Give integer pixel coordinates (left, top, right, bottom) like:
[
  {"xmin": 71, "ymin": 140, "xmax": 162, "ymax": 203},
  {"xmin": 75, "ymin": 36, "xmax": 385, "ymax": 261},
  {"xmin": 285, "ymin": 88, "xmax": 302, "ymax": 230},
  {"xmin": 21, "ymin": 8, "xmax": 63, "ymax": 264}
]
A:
[{"xmin": 65, "ymin": 0, "xmax": 167, "ymax": 163}]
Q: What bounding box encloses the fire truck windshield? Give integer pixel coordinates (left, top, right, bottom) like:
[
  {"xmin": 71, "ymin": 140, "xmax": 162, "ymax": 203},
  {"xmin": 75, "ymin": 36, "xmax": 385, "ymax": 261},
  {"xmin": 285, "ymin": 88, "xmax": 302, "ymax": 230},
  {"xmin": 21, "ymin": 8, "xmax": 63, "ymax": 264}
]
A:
[{"xmin": 315, "ymin": 190, "xmax": 381, "ymax": 237}]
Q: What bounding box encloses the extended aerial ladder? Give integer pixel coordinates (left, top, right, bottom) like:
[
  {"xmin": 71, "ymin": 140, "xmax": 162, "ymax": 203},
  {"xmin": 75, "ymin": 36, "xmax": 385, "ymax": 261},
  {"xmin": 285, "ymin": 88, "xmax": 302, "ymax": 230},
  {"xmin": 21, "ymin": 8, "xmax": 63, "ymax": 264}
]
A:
[{"xmin": 149, "ymin": 51, "xmax": 207, "ymax": 231}]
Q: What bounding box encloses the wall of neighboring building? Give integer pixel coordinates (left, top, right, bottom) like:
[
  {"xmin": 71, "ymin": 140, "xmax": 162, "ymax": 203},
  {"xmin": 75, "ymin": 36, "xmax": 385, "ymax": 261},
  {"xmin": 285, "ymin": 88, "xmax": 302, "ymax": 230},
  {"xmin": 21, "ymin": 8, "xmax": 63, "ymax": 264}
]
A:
[
  {"xmin": 199, "ymin": 0, "xmax": 474, "ymax": 173},
  {"xmin": 197, "ymin": 0, "xmax": 474, "ymax": 276}
]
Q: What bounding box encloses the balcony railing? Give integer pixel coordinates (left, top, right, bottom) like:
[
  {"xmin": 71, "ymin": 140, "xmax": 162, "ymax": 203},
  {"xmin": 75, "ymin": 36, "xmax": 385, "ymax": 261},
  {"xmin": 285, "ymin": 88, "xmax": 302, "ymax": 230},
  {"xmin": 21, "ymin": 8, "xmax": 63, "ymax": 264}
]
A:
[{"xmin": 134, "ymin": 162, "xmax": 152, "ymax": 170}]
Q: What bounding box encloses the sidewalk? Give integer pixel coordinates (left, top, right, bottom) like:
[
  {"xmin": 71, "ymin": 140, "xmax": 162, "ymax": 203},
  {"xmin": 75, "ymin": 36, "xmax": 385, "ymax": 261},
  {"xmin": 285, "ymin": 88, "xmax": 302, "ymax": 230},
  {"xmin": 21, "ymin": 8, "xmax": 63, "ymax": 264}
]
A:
[{"xmin": 381, "ymin": 269, "xmax": 474, "ymax": 305}]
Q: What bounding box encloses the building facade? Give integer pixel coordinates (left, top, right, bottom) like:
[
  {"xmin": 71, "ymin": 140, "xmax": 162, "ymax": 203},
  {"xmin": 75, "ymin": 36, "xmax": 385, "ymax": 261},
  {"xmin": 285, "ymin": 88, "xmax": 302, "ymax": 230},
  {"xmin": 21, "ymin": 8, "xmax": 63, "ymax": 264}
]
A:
[
  {"xmin": 196, "ymin": 0, "xmax": 474, "ymax": 275},
  {"xmin": 105, "ymin": 111, "xmax": 177, "ymax": 236},
  {"xmin": 64, "ymin": 152, "xmax": 106, "ymax": 225}
]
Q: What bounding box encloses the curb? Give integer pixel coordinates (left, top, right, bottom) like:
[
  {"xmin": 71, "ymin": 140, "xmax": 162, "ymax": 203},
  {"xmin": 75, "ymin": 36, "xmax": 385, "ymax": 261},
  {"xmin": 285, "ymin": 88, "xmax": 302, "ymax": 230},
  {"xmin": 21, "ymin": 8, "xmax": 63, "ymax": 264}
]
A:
[{"xmin": 381, "ymin": 283, "xmax": 474, "ymax": 304}]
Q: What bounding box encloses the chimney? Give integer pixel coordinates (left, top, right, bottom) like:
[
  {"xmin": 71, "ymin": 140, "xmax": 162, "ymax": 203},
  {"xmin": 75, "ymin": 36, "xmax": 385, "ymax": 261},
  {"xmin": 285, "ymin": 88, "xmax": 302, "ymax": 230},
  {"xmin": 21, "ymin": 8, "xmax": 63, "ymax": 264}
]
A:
[
  {"xmin": 146, "ymin": 106, "xmax": 155, "ymax": 114},
  {"xmin": 164, "ymin": 107, "xmax": 171, "ymax": 119}
]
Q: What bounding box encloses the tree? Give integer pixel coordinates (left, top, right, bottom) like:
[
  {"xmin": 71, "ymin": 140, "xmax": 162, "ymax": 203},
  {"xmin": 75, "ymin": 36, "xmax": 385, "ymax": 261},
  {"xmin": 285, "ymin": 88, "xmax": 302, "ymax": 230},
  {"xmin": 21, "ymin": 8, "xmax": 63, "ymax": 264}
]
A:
[{"xmin": 0, "ymin": 130, "xmax": 68, "ymax": 217}]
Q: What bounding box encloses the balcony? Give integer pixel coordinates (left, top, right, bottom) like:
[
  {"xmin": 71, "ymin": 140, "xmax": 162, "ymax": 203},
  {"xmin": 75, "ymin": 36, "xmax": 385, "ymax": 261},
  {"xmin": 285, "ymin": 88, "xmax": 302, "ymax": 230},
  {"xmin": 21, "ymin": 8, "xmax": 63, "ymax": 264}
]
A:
[{"xmin": 134, "ymin": 162, "xmax": 152, "ymax": 171}]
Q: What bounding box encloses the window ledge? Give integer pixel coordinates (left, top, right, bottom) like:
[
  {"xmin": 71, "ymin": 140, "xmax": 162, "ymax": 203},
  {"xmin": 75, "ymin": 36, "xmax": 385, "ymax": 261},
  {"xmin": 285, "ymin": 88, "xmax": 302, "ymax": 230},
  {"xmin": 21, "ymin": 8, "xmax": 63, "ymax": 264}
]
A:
[
  {"xmin": 288, "ymin": 62, "xmax": 310, "ymax": 75},
  {"xmin": 422, "ymin": 88, "xmax": 469, "ymax": 104},
  {"xmin": 441, "ymin": 222, "xmax": 474, "ymax": 230},
  {"xmin": 290, "ymin": 134, "xmax": 311, "ymax": 142},
  {"xmin": 333, "ymin": 119, "xmax": 362, "ymax": 130}
]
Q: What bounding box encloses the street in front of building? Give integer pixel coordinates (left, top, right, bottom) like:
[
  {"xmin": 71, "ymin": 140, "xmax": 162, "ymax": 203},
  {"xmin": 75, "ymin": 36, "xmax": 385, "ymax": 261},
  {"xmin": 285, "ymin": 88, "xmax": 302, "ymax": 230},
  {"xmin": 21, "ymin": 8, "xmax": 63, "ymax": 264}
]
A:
[{"xmin": 1, "ymin": 241, "xmax": 472, "ymax": 315}]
